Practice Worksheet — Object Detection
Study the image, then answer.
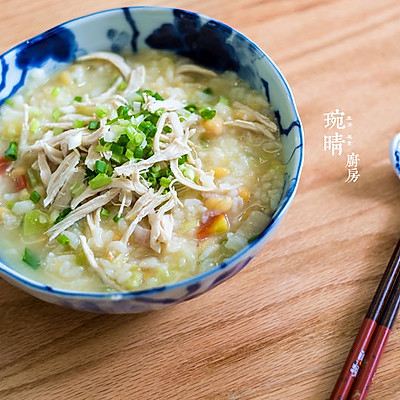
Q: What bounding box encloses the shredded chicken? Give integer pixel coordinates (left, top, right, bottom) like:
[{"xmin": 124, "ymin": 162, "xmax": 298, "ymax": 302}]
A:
[
  {"xmin": 177, "ymin": 64, "xmax": 217, "ymax": 78},
  {"xmin": 79, "ymin": 235, "xmax": 124, "ymax": 291}
]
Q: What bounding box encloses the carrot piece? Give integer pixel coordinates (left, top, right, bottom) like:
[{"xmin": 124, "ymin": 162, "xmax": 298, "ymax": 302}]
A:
[
  {"xmin": 0, "ymin": 157, "xmax": 11, "ymax": 174},
  {"xmin": 15, "ymin": 174, "xmax": 28, "ymax": 191},
  {"xmin": 197, "ymin": 213, "xmax": 229, "ymax": 239}
]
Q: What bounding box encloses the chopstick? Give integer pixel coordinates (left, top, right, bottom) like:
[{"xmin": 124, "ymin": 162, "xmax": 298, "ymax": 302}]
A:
[
  {"xmin": 330, "ymin": 238, "xmax": 400, "ymax": 400},
  {"xmin": 349, "ymin": 256, "xmax": 400, "ymax": 399}
]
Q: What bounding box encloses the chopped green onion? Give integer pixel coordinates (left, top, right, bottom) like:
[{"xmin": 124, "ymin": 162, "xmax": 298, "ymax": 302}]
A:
[
  {"xmin": 134, "ymin": 147, "xmax": 143, "ymax": 159},
  {"xmin": 203, "ymin": 87, "xmax": 213, "ymax": 95},
  {"xmin": 155, "ymin": 108, "xmax": 165, "ymax": 117},
  {"xmin": 4, "ymin": 141, "xmax": 18, "ymax": 161},
  {"xmin": 178, "ymin": 154, "xmax": 188, "ymax": 165},
  {"xmin": 117, "ymin": 80, "xmax": 128, "ymax": 91},
  {"xmin": 110, "ymin": 153, "xmax": 127, "ymax": 165},
  {"xmin": 69, "ymin": 182, "xmax": 86, "ymax": 197},
  {"xmin": 219, "ymin": 96, "xmax": 229, "ymax": 105},
  {"xmin": 125, "ymin": 148, "xmax": 134, "ymax": 160},
  {"xmin": 29, "ymin": 106, "xmax": 42, "ymax": 117},
  {"xmin": 74, "ymin": 96, "xmax": 82, "ymax": 102},
  {"xmin": 29, "ymin": 190, "xmax": 41, "ymax": 204},
  {"xmin": 89, "ymin": 173, "xmax": 112, "ymax": 190},
  {"xmin": 160, "ymin": 177, "xmax": 171, "ymax": 187},
  {"xmin": 111, "ymin": 143, "xmax": 124, "ymax": 156},
  {"xmin": 4, "ymin": 98, "xmax": 13, "ymax": 106},
  {"xmin": 94, "ymin": 160, "xmax": 107, "ymax": 174},
  {"xmin": 52, "ymin": 108, "xmax": 62, "ymax": 122},
  {"xmin": 200, "ymin": 108, "xmax": 216, "ymax": 120},
  {"xmin": 22, "ymin": 248, "xmax": 40, "ymax": 269},
  {"xmin": 55, "ymin": 208, "xmax": 72, "ymax": 224},
  {"xmin": 30, "ymin": 118, "xmax": 40, "ymax": 134},
  {"xmin": 163, "ymin": 125, "xmax": 172, "ymax": 134},
  {"xmin": 7, "ymin": 201, "xmax": 14, "ymax": 210},
  {"xmin": 88, "ymin": 120, "xmax": 100, "ymax": 131},
  {"xmin": 96, "ymin": 107, "xmax": 108, "ymax": 118},
  {"xmin": 53, "ymin": 127, "xmax": 64, "ymax": 136},
  {"xmin": 182, "ymin": 166, "xmax": 195, "ymax": 181},
  {"xmin": 117, "ymin": 105, "xmax": 131, "ymax": 120},
  {"xmin": 73, "ymin": 119, "xmax": 86, "ymax": 129},
  {"xmin": 113, "ymin": 215, "xmax": 121, "ymax": 223},
  {"xmin": 132, "ymin": 132, "xmax": 145, "ymax": 146},
  {"xmin": 23, "ymin": 210, "xmax": 49, "ymax": 236},
  {"xmin": 51, "ymin": 86, "xmax": 60, "ymax": 97},
  {"xmin": 57, "ymin": 234, "xmax": 70, "ymax": 246},
  {"xmin": 100, "ymin": 208, "xmax": 110, "ymax": 219},
  {"xmin": 184, "ymin": 104, "xmax": 197, "ymax": 113}
]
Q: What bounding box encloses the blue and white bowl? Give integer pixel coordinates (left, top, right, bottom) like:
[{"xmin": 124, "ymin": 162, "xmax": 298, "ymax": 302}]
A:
[{"xmin": 0, "ymin": 7, "xmax": 304, "ymax": 313}]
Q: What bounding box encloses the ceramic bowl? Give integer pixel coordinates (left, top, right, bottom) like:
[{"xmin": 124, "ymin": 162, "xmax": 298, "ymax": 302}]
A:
[{"xmin": 0, "ymin": 6, "xmax": 304, "ymax": 313}]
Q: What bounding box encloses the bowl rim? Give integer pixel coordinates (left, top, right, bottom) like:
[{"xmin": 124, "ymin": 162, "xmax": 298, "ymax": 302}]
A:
[{"xmin": 0, "ymin": 6, "xmax": 304, "ymax": 300}]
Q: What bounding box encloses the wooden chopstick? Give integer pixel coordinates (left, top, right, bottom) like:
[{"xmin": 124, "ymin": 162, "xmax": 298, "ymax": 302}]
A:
[
  {"xmin": 330, "ymin": 238, "xmax": 400, "ymax": 400},
  {"xmin": 349, "ymin": 254, "xmax": 400, "ymax": 399}
]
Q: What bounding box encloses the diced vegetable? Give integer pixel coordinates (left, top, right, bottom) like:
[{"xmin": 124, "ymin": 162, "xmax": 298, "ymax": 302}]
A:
[
  {"xmin": 23, "ymin": 209, "xmax": 49, "ymax": 236},
  {"xmin": 22, "ymin": 248, "xmax": 40, "ymax": 269},
  {"xmin": 0, "ymin": 157, "xmax": 11, "ymax": 174},
  {"xmin": 73, "ymin": 119, "xmax": 86, "ymax": 129},
  {"xmin": 203, "ymin": 87, "xmax": 213, "ymax": 95},
  {"xmin": 113, "ymin": 214, "xmax": 121, "ymax": 223},
  {"xmin": 117, "ymin": 80, "xmax": 128, "ymax": 91},
  {"xmin": 29, "ymin": 190, "xmax": 41, "ymax": 204},
  {"xmin": 55, "ymin": 207, "xmax": 72, "ymax": 224},
  {"xmin": 53, "ymin": 127, "xmax": 64, "ymax": 136},
  {"xmin": 51, "ymin": 86, "xmax": 60, "ymax": 97},
  {"xmin": 88, "ymin": 120, "xmax": 100, "ymax": 130},
  {"xmin": 74, "ymin": 96, "xmax": 82, "ymax": 102},
  {"xmin": 4, "ymin": 142, "xmax": 18, "ymax": 161},
  {"xmin": 94, "ymin": 160, "xmax": 107, "ymax": 174},
  {"xmin": 57, "ymin": 234, "xmax": 70, "ymax": 246},
  {"xmin": 27, "ymin": 168, "xmax": 41, "ymax": 187},
  {"xmin": 15, "ymin": 175, "xmax": 28, "ymax": 191},
  {"xmin": 96, "ymin": 107, "xmax": 108, "ymax": 118},
  {"xmin": 4, "ymin": 98, "xmax": 13, "ymax": 106},
  {"xmin": 69, "ymin": 182, "xmax": 86, "ymax": 197},
  {"xmin": 89, "ymin": 173, "xmax": 112, "ymax": 190},
  {"xmin": 163, "ymin": 125, "xmax": 172, "ymax": 133},
  {"xmin": 30, "ymin": 118, "xmax": 40, "ymax": 133},
  {"xmin": 100, "ymin": 208, "xmax": 110, "ymax": 219},
  {"xmin": 52, "ymin": 108, "xmax": 62, "ymax": 122},
  {"xmin": 197, "ymin": 214, "xmax": 229, "ymax": 239},
  {"xmin": 7, "ymin": 201, "xmax": 14, "ymax": 210},
  {"xmin": 160, "ymin": 177, "xmax": 171, "ymax": 188},
  {"xmin": 184, "ymin": 104, "xmax": 197, "ymax": 113},
  {"xmin": 200, "ymin": 108, "xmax": 217, "ymax": 120}
]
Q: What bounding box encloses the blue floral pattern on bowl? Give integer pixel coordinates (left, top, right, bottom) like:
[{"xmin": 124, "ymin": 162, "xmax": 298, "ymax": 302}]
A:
[
  {"xmin": 390, "ymin": 133, "xmax": 400, "ymax": 180},
  {"xmin": 0, "ymin": 7, "xmax": 304, "ymax": 313}
]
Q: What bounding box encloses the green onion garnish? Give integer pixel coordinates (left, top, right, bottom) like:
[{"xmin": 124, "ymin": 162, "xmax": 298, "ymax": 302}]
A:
[
  {"xmin": 200, "ymin": 108, "xmax": 216, "ymax": 120},
  {"xmin": 51, "ymin": 86, "xmax": 60, "ymax": 97},
  {"xmin": 111, "ymin": 143, "xmax": 124, "ymax": 156},
  {"xmin": 178, "ymin": 154, "xmax": 188, "ymax": 165},
  {"xmin": 117, "ymin": 80, "xmax": 128, "ymax": 91},
  {"xmin": 160, "ymin": 177, "xmax": 171, "ymax": 187},
  {"xmin": 100, "ymin": 208, "xmax": 110, "ymax": 219},
  {"xmin": 113, "ymin": 215, "xmax": 121, "ymax": 223},
  {"xmin": 69, "ymin": 182, "xmax": 86, "ymax": 197},
  {"xmin": 4, "ymin": 98, "xmax": 13, "ymax": 106},
  {"xmin": 203, "ymin": 88, "xmax": 213, "ymax": 95},
  {"xmin": 163, "ymin": 125, "xmax": 172, "ymax": 134},
  {"xmin": 125, "ymin": 148, "xmax": 134, "ymax": 160},
  {"xmin": 7, "ymin": 201, "xmax": 14, "ymax": 210},
  {"xmin": 57, "ymin": 234, "xmax": 70, "ymax": 246},
  {"xmin": 53, "ymin": 127, "xmax": 64, "ymax": 136},
  {"xmin": 184, "ymin": 104, "xmax": 197, "ymax": 113},
  {"xmin": 96, "ymin": 107, "xmax": 108, "ymax": 119},
  {"xmin": 74, "ymin": 96, "xmax": 82, "ymax": 102},
  {"xmin": 30, "ymin": 118, "xmax": 40, "ymax": 134},
  {"xmin": 30, "ymin": 190, "xmax": 41, "ymax": 204},
  {"xmin": 73, "ymin": 119, "xmax": 86, "ymax": 129},
  {"xmin": 22, "ymin": 248, "xmax": 40, "ymax": 269},
  {"xmin": 89, "ymin": 173, "xmax": 112, "ymax": 190},
  {"xmin": 134, "ymin": 147, "xmax": 143, "ymax": 159},
  {"xmin": 88, "ymin": 120, "xmax": 100, "ymax": 130},
  {"xmin": 94, "ymin": 160, "xmax": 107, "ymax": 174},
  {"xmin": 4, "ymin": 141, "xmax": 18, "ymax": 161},
  {"xmin": 52, "ymin": 108, "xmax": 62, "ymax": 122},
  {"xmin": 55, "ymin": 208, "xmax": 72, "ymax": 224},
  {"xmin": 27, "ymin": 168, "xmax": 41, "ymax": 187}
]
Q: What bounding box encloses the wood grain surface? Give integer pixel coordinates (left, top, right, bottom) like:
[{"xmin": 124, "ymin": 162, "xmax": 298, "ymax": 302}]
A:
[{"xmin": 1, "ymin": 1, "xmax": 400, "ymax": 399}]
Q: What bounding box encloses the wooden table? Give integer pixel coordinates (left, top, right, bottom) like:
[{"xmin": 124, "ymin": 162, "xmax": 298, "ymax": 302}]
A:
[{"xmin": 1, "ymin": 1, "xmax": 400, "ymax": 399}]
